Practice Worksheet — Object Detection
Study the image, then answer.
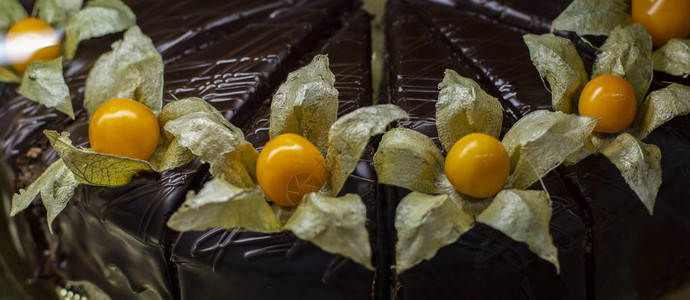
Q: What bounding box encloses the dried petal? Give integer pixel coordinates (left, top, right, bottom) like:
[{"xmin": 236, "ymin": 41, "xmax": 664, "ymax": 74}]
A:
[
  {"xmin": 551, "ymin": 0, "xmax": 631, "ymax": 36},
  {"xmin": 0, "ymin": 0, "xmax": 27, "ymax": 32},
  {"xmin": 652, "ymin": 39, "xmax": 690, "ymax": 78},
  {"xmin": 600, "ymin": 133, "xmax": 661, "ymax": 214},
  {"xmin": 436, "ymin": 69, "xmax": 503, "ymax": 151},
  {"xmin": 395, "ymin": 192, "xmax": 473, "ymax": 273},
  {"xmin": 269, "ymin": 55, "xmax": 338, "ymax": 154},
  {"xmin": 635, "ymin": 84, "xmax": 690, "ymax": 139},
  {"xmin": 326, "ymin": 104, "xmax": 408, "ymax": 195},
  {"xmin": 524, "ymin": 34, "xmax": 588, "ymax": 113},
  {"xmin": 167, "ymin": 178, "xmax": 282, "ymax": 233},
  {"xmin": 64, "ymin": 0, "xmax": 135, "ymax": 59},
  {"xmin": 592, "ymin": 24, "xmax": 653, "ymax": 104},
  {"xmin": 477, "ymin": 189, "xmax": 559, "ymax": 272},
  {"xmin": 17, "ymin": 57, "xmax": 74, "ymax": 119},
  {"xmin": 502, "ymin": 110, "xmax": 598, "ymax": 189},
  {"xmin": 285, "ymin": 193, "xmax": 373, "ymax": 270},
  {"xmin": 33, "ymin": 0, "xmax": 82, "ymax": 28}
]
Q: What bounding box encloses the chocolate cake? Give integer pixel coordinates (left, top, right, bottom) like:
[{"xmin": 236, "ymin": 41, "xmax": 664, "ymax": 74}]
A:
[{"xmin": 1, "ymin": 0, "xmax": 690, "ymax": 299}]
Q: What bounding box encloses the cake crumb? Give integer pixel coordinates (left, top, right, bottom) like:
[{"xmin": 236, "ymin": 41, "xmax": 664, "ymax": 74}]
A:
[{"xmin": 27, "ymin": 147, "xmax": 42, "ymax": 158}]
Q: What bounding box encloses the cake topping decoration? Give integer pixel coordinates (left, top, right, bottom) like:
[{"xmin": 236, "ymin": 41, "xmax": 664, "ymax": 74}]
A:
[
  {"xmin": 552, "ymin": 0, "xmax": 690, "ymax": 78},
  {"xmin": 166, "ymin": 55, "xmax": 408, "ymax": 270},
  {"xmin": 374, "ymin": 70, "xmax": 598, "ymax": 274},
  {"xmin": 444, "ymin": 133, "xmax": 510, "ymax": 199},
  {"xmin": 578, "ymin": 74, "xmax": 637, "ymax": 133},
  {"xmin": 525, "ymin": 27, "xmax": 690, "ymax": 214},
  {"xmin": 0, "ymin": 0, "xmax": 136, "ymax": 118},
  {"xmin": 9, "ymin": 27, "xmax": 196, "ymax": 233}
]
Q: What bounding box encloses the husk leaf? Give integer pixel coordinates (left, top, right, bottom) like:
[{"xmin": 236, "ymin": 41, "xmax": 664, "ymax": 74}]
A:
[
  {"xmin": 652, "ymin": 39, "xmax": 690, "ymax": 78},
  {"xmin": 64, "ymin": 0, "xmax": 135, "ymax": 59},
  {"xmin": 285, "ymin": 192, "xmax": 373, "ymax": 270},
  {"xmin": 17, "ymin": 57, "xmax": 74, "ymax": 119},
  {"xmin": 600, "ymin": 133, "xmax": 661, "ymax": 214},
  {"xmin": 0, "ymin": 0, "xmax": 27, "ymax": 32},
  {"xmin": 10, "ymin": 159, "xmax": 78, "ymax": 233},
  {"xmin": 477, "ymin": 189, "xmax": 559, "ymax": 272},
  {"xmin": 0, "ymin": 66, "xmax": 21, "ymax": 83},
  {"xmin": 164, "ymin": 111, "xmax": 255, "ymax": 189},
  {"xmin": 502, "ymin": 110, "xmax": 598, "ymax": 190},
  {"xmin": 373, "ymin": 128, "xmax": 451, "ymax": 195},
  {"xmin": 592, "ymin": 24, "xmax": 653, "ymax": 104},
  {"xmin": 436, "ymin": 69, "xmax": 503, "ymax": 151},
  {"xmin": 44, "ymin": 130, "xmax": 155, "ymax": 186},
  {"xmin": 394, "ymin": 192, "xmax": 473, "ymax": 273},
  {"xmin": 269, "ymin": 54, "xmax": 338, "ymax": 154},
  {"xmin": 33, "ymin": 0, "xmax": 83, "ymax": 28},
  {"xmin": 326, "ymin": 104, "xmax": 408, "ymax": 195},
  {"xmin": 523, "ymin": 34, "xmax": 588, "ymax": 113},
  {"xmin": 167, "ymin": 178, "xmax": 282, "ymax": 233},
  {"xmin": 84, "ymin": 26, "xmax": 162, "ymax": 116},
  {"xmin": 551, "ymin": 0, "xmax": 631, "ymax": 36},
  {"xmin": 635, "ymin": 84, "xmax": 690, "ymax": 139}
]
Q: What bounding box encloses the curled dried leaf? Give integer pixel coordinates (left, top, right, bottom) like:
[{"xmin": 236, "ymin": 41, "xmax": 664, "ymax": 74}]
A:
[
  {"xmin": 635, "ymin": 84, "xmax": 690, "ymax": 139},
  {"xmin": 477, "ymin": 189, "xmax": 559, "ymax": 273},
  {"xmin": 167, "ymin": 178, "xmax": 282, "ymax": 233},
  {"xmin": 45, "ymin": 130, "xmax": 154, "ymax": 186},
  {"xmin": 600, "ymin": 133, "xmax": 661, "ymax": 214},
  {"xmin": 84, "ymin": 25, "xmax": 162, "ymax": 116},
  {"xmin": 436, "ymin": 69, "xmax": 503, "ymax": 151},
  {"xmin": 33, "ymin": 0, "xmax": 83, "ymax": 28},
  {"xmin": 502, "ymin": 110, "xmax": 598, "ymax": 190},
  {"xmin": 17, "ymin": 57, "xmax": 74, "ymax": 119},
  {"xmin": 652, "ymin": 39, "xmax": 690, "ymax": 78},
  {"xmin": 326, "ymin": 104, "xmax": 408, "ymax": 195},
  {"xmin": 164, "ymin": 111, "xmax": 255, "ymax": 188},
  {"xmin": 270, "ymin": 54, "xmax": 338, "ymax": 153},
  {"xmin": 64, "ymin": 0, "xmax": 135, "ymax": 59},
  {"xmin": 0, "ymin": 66, "xmax": 21, "ymax": 83},
  {"xmin": 551, "ymin": 0, "xmax": 631, "ymax": 36},
  {"xmin": 10, "ymin": 159, "xmax": 78, "ymax": 233},
  {"xmin": 285, "ymin": 193, "xmax": 373, "ymax": 270},
  {"xmin": 524, "ymin": 34, "xmax": 588, "ymax": 113},
  {"xmin": 592, "ymin": 24, "xmax": 653, "ymax": 104},
  {"xmin": 373, "ymin": 128, "xmax": 451, "ymax": 195},
  {"xmin": 0, "ymin": 0, "xmax": 27, "ymax": 32},
  {"xmin": 395, "ymin": 192, "xmax": 473, "ymax": 273}
]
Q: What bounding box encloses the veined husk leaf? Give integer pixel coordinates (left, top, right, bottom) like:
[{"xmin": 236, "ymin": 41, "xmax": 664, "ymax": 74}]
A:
[
  {"xmin": 269, "ymin": 54, "xmax": 338, "ymax": 154},
  {"xmin": 600, "ymin": 133, "xmax": 661, "ymax": 214},
  {"xmin": 158, "ymin": 97, "xmax": 233, "ymax": 130},
  {"xmin": 64, "ymin": 0, "xmax": 135, "ymax": 59},
  {"xmin": 635, "ymin": 84, "xmax": 690, "ymax": 139},
  {"xmin": 45, "ymin": 130, "xmax": 154, "ymax": 186},
  {"xmin": 477, "ymin": 189, "xmax": 559, "ymax": 272},
  {"xmin": 84, "ymin": 26, "xmax": 162, "ymax": 116},
  {"xmin": 592, "ymin": 24, "xmax": 653, "ymax": 104},
  {"xmin": 17, "ymin": 57, "xmax": 74, "ymax": 119},
  {"xmin": 0, "ymin": 66, "xmax": 21, "ymax": 83},
  {"xmin": 523, "ymin": 34, "xmax": 588, "ymax": 113},
  {"xmin": 285, "ymin": 192, "xmax": 373, "ymax": 270},
  {"xmin": 436, "ymin": 69, "xmax": 503, "ymax": 151},
  {"xmin": 326, "ymin": 104, "xmax": 408, "ymax": 195},
  {"xmin": 395, "ymin": 192, "xmax": 473, "ymax": 273},
  {"xmin": 502, "ymin": 110, "xmax": 598, "ymax": 190},
  {"xmin": 551, "ymin": 0, "xmax": 631, "ymax": 36},
  {"xmin": 10, "ymin": 159, "xmax": 78, "ymax": 234},
  {"xmin": 167, "ymin": 178, "xmax": 282, "ymax": 233},
  {"xmin": 164, "ymin": 111, "xmax": 256, "ymax": 189},
  {"xmin": 33, "ymin": 0, "xmax": 83, "ymax": 28},
  {"xmin": 652, "ymin": 39, "xmax": 690, "ymax": 78},
  {"xmin": 0, "ymin": 0, "xmax": 27, "ymax": 32},
  {"xmin": 373, "ymin": 128, "xmax": 451, "ymax": 195}
]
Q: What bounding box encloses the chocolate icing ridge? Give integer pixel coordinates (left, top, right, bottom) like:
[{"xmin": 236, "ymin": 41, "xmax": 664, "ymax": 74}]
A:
[{"xmin": 446, "ymin": 0, "xmax": 572, "ymax": 33}]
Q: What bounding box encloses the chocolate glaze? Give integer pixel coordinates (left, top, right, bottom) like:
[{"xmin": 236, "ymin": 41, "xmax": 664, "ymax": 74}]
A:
[
  {"xmin": 172, "ymin": 10, "xmax": 380, "ymax": 300},
  {"xmin": 384, "ymin": 0, "xmax": 588, "ymax": 299},
  {"xmin": 164, "ymin": 0, "xmax": 359, "ymax": 126},
  {"xmin": 448, "ymin": 0, "xmax": 572, "ymax": 33}
]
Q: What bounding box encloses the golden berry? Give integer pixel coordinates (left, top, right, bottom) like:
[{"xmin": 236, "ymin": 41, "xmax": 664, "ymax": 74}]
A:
[
  {"xmin": 632, "ymin": 0, "xmax": 690, "ymax": 47},
  {"xmin": 6, "ymin": 17, "xmax": 62, "ymax": 74},
  {"xmin": 578, "ymin": 74, "xmax": 637, "ymax": 133},
  {"xmin": 444, "ymin": 133, "xmax": 510, "ymax": 198}
]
